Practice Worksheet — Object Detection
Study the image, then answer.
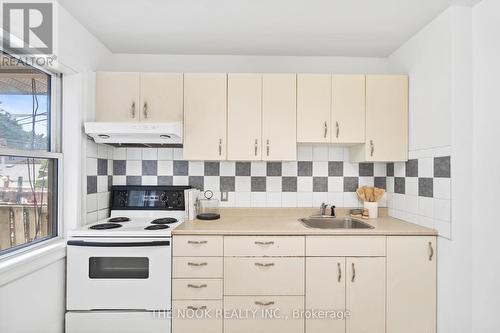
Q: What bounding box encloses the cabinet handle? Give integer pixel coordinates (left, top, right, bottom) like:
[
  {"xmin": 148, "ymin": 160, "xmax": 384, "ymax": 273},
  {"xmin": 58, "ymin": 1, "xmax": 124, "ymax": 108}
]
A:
[
  {"xmin": 254, "ymin": 241, "xmax": 274, "ymax": 246},
  {"xmin": 370, "ymin": 140, "xmax": 375, "ymax": 157},
  {"xmin": 351, "ymin": 263, "xmax": 356, "ymax": 282},
  {"xmin": 336, "ymin": 121, "xmax": 340, "ymax": 138},
  {"xmin": 130, "ymin": 101, "xmax": 136, "ymax": 118},
  {"xmin": 187, "ymin": 284, "xmax": 207, "ymax": 289},
  {"xmin": 337, "ymin": 262, "xmax": 342, "ymax": 282},
  {"xmin": 143, "ymin": 101, "xmax": 148, "ymax": 119},
  {"xmin": 428, "ymin": 242, "xmax": 434, "ymax": 261},
  {"xmin": 187, "ymin": 306, "xmax": 207, "ymax": 311},
  {"xmin": 255, "ymin": 301, "xmax": 275, "ymax": 306},
  {"xmin": 324, "ymin": 121, "xmax": 328, "ymax": 138},
  {"xmin": 187, "ymin": 240, "xmax": 208, "ymax": 245},
  {"xmin": 266, "ymin": 139, "xmax": 270, "ymax": 157},
  {"xmin": 255, "ymin": 262, "xmax": 275, "ymax": 267},
  {"xmin": 218, "ymin": 139, "xmax": 222, "ymax": 156},
  {"xmin": 188, "ymin": 262, "xmax": 208, "ymax": 267},
  {"xmin": 254, "ymin": 139, "xmax": 258, "ymax": 156}
]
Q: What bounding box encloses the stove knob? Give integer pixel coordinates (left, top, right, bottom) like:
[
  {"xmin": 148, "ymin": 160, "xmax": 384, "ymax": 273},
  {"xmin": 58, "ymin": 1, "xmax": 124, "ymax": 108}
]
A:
[{"xmin": 160, "ymin": 192, "xmax": 168, "ymax": 203}]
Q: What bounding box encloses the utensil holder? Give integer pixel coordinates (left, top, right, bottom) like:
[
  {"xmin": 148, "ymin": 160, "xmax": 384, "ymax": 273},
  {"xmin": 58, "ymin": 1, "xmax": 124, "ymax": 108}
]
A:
[{"xmin": 363, "ymin": 201, "xmax": 379, "ymax": 219}]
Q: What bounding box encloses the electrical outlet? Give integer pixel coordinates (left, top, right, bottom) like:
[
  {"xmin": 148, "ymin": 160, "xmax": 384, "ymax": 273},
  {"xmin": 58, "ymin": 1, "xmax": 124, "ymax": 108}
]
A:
[{"xmin": 221, "ymin": 191, "xmax": 229, "ymax": 202}]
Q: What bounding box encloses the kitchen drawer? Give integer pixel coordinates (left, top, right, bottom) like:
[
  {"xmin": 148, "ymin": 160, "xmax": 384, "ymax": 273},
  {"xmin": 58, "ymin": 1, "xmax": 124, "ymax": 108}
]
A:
[
  {"xmin": 173, "ymin": 236, "xmax": 223, "ymax": 257},
  {"xmin": 224, "ymin": 296, "xmax": 304, "ymax": 333},
  {"xmin": 224, "ymin": 236, "xmax": 305, "ymax": 257},
  {"xmin": 173, "ymin": 257, "xmax": 223, "ymax": 278},
  {"xmin": 172, "ymin": 279, "xmax": 223, "ymax": 300},
  {"xmin": 306, "ymin": 236, "xmax": 386, "ymax": 257},
  {"xmin": 172, "ymin": 300, "xmax": 222, "ymax": 333},
  {"xmin": 224, "ymin": 257, "xmax": 304, "ymax": 295}
]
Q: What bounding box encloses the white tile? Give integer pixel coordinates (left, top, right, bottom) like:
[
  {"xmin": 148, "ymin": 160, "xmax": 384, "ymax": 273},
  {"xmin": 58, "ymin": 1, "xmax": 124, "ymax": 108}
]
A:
[
  {"xmin": 394, "ymin": 193, "xmax": 407, "ymax": 211},
  {"xmin": 343, "ymin": 192, "xmax": 361, "ymax": 208},
  {"xmin": 266, "ymin": 192, "xmax": 282, "ymax": 207},
  {"xmin": 86, "ymin": 193, "xmax": 98, "ymax": 212},
  {"xmin": 313, "ymin": 161, "xmax": 328, "ymax": 176},
  {"xmin": 251, "ymin": 192, "xmax": 267, "ymax": 207},
  {"xmin": 189, "ymin": 161, "xmax": 204, "ymax": 176},
  {"xmin": 297, "ymin": 192, "xmax": 313, "ymax": 207},
  {"xmin": 327, "ymin": 192, "xmax": 344, "ymax": 207},
  {"xmin": 107, "ymin": 160, "xmax": 113, "ymax": 174},
  {"xmin": 86, "ymin": 158, "xmax": 97, "ymax": 176},
  {"xmin": 359, "ymin": 177, "xmax": 374, "ymax": 187},
  {"xmin": 328, "ymin": 147, "xmax": 344, "ymax": 161},
  {"xmin": 312, "ymin": 192, "xmax": 328, "ymax": 207},
  {"xmin": 157, "ymin": 161, "xmax": 173, "ymax": 176},
  {"xmin": 386, "ymin": 177, "xmax": 395, "ymax": 193},
  {"xmin": 97, "ymin": 209, "xmax": 109, "ymax": 220},
  {"xmin": 251, "ymin": 162, "xmax": 266, "ymax": 176},
  {"xmin": 343, "ymin": 148, "xmax": 350, "ymax": 161},
  {"xmin": 126, "ymin": 160, "xmax": 142, "ymax": 176},
  {"xmin": 97, "ymin": 144, "xmax": 109, "ymax": 159},
  {"xmin": 204, "ymin": 176, "xmax": 220, "ymax": 192},
  {"xmin": 86, "ymin": 139, "xmax": 97, "ymax": 158},
  {"xmin": 434, "ymin": 178, "xmax": 451, "ymax": 200},
  {"xmin": 173, "ymin": 176, "xmax": 188, "ymax": 186},
  {"xmin": 158, "ymin": 148, "xmax": 173, "ymax": 160},
  {"xmin": 235, "ymin": 192, "xmax": 251, "ymax": 207},
  {"xmin": 343, "ymin": 162, "xmax": 359, "ymax": 177},
  {"xmin": 297, "ymin": 146, "xmax": 313, "ymax": 161},
  {"xmin": 97, "ymin": 176, "xmax": 108, "ymax": 193},
  {"xmin": 220, "ymin": 192, "xmax": 236, "ymax": 207},
  {"xmin": 220, "ymin": 161, "xmax": 235, "ymax": 176},
  {"xmin": 86, "ymin": 212, "xmax": 98, "ymax": 224},
  {"xmin": 406, "ymin": 195, "xmax": 419, "ymax": 215},
  {"xmin": 419, "ymin": 197, "xmax": 434, "ymax": 218},
  {"xmin": 434, "ymin": 199, "xmax": 451, "ymax": 222},
  {"xmin": 113, "ymin": 176, "xmax": 126, "ymax": 185},
  {"xmin": 297, "ymin": 177, "xmax": 313, "ymax": 192},
  {"xmin": 374, "ymin": 163, "xmax": 386, "ymax": 177},
  {"xmin": 282, "ymin": 193, "xmax": 298, "ymax": 207},
  {"xmin": 113, "ymin": 147, "xmax": 126, "ymax": 160},
  {"xmin": 386, "ymin": 192, "xmax": 394, "ymax": 209},
  {"xmin": 173, "ymin": 148, "xmax": 183, "ymax": 160},
  {"xmin": 378, "ymin": 193, "xmax": 387, "ymax": 207},
  {"xmin": 282, "ymin": 162, "xmax": 297, "ymax": 176},
  {"xmin": 394, "ymin": 162, "xmax": 405, "ymax": 177},
  {"xmin": 406, "ymin": 178, "xmax": 418, "ymax": 196},
  {"xmin": 418, "ymin": 157, "xmax": 433, "ymax": 178},
  {"xmin": 97, "ymin": 192, "xmax": 110, "ymax": 210},
  {"xmin": 108, "ymin": 147, "xmax": 114, "ymax": 159},
  {"xmin": 235, "ymin": 177, "xmax": 251, "ymax": 192},
  {"xmin": 126, "ymin": 148, "xmax": 142, "ymax": 160},
  {"xmin": 142, "ymin": 148, "xmax": 158, "ymax": 160},
  {"xmin": 418, "ymin": 215, "xmax": 435, "ymax": 229},
  {"xmin": 142, "ymin": 176, "xmax": 158, "ymax": 185},
  {"xmin": 405, "ymin": 212, "xmax": 420, "ymax": 225},
  {"xmin": 435, "ymin": 219, "xmax": 451, "ymax": 239},
  {"xmin": 267, "ymin": 177, "xmax": 282, "ymax": 191},
  {"xmin": 328, "ymin": 177, "xmax": 343, "ymax": 192},
  {"xmin": 313, "ymin": 146, "xmax": 329, "ymax": 161}
]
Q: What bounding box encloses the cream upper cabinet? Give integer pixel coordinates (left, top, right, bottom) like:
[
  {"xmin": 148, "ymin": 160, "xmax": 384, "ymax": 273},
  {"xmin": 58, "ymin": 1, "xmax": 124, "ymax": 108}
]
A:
[
  {"xmin": 297, "ymin": 74, "xmax": 331, "ymax": 143},
  {"xmin": 350, "ymin": 75, "xmax": 408, "ymax": 162},
  {"xmin": 332, "ymin": 75, "xmax": 365, "ymax": 143},
  {"xmin": 95, "ymin": 72, "xmax": 140, "ymax": 122},
  {"xmin": 183, "ymin": 73, "xmax": 227, "ymax": 161},
  {"xmin": 227, "ymin": 74, "xmax": 262, "ymax": 160},
  {"xmin": 346, "ymin": 257, "xmax": 386, "ymax": 333},
  {"xmin": 387, "ymin": 236, "xmax": 437, "ymax": 333},
  {"xmin": 262, "ymin": 74, "xmax": 297, "ymax": 161},
  {"xmin": 139, "ymin": 73, "xmax": 183, "ymax": 122}
]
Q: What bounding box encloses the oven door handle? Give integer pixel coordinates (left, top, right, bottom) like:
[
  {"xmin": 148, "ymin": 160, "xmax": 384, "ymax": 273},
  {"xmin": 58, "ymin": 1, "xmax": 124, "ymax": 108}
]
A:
[{"xmin": 67, "ymin": 240, "xmax": 170, "ymax": 247}]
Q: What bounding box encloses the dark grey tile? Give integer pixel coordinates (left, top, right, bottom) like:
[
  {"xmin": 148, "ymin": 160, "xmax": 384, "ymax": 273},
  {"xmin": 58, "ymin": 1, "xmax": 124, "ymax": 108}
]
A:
[
  {"xmin": 97, "ymin": 158, "xmax": 108, "ymax": 176},
  {"xmin": 126, "ymin": 176, "xmax": 142, "ymax": 186},
  {"xmin": 434, "ymin": 156, "xmax": 451, "ymax": 178},
  {"xmin": 266, "ymin": 162, "xmax": 282, "ymax": 176},
  {"xmin": 282, "ymin": 177, "xmax": 297, "ymax": 192},
  {"xmin": 204, "ymin": 162, "xmax": 220, "ymax": 176},
  {"xmin": 173, "ymin": 161, "xmax": 188, "ymax": 176},
  {"xmin": 374, "ymin": 177, "xmax": 387, "ymax": 190},
  {"xmin": 406, "ymin": 159, "xmax": 418, "ymax": 177},
  {"xmin": 113, "ymin": 160, "xmax": 126, "ymax": 175},
  {"xmin": 142, "ymin": 160, "xmax": 158, "ymax": 176},
  {"xmin": 158, "ymin": 176, "xmax": 173, "ymax": 185},
  {"xmin": 419, "ymin": 178, "xmax": 434, "ymax": 198},
  {"xmin": 313, "ymin": 177, "xmax": 328, "ymax": 192},
  {"xmin": 328, "ymin": 161, "xmax": 343, "ymax": 177},
  {"xmin": 220, "ymin": 176, "xmax": 236, "ymax": 192},
  {"xmin": 235, "ymin": 162, "xmax": 251, "ymax": 176},
  {"xmin": 386, "ymin": 163, "xmax": 394, "ymax": 177},
  {"xmin": 394, "ymin": 177, "xmax": 406, "ymax": 194},
  {"xmin": 359, "ymin": 163, "xmax": 374, "ymax": 177},
  {"xmin": 251, "ymin": 177, "xmax": 266, "ymax": 192},
  {"xmin": 298, "ymin": 161, "xmax": 313, "ymax": 177},
  {"xmin": 87, "ymin": 176, "xmax": 97, "ymax": 194},
  {"xmin": 343, "ymin": 177, "xmax": 359, "ymax": 192},
  {"xmin": 189, "ymin": 176, "xmax": 204, "ymax": 191}
]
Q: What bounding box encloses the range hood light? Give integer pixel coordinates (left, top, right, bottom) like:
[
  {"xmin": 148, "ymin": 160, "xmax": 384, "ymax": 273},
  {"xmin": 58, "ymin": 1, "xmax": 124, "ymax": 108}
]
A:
[
  {"xmin": 98, "ymin": 134, "xmax": 110, "ymax": 139},
  {"xmin": 160, "ymin": 134, "xmax": 171, "ymax": 139}
]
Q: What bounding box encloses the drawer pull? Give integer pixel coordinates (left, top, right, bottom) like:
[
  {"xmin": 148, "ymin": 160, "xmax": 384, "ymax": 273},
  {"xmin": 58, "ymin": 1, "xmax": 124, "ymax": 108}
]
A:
[
  {"xmin": 255, "ymin": 301, "xmax": 275, "ymax": 306},
  {"xmin": 187, "ymin": 284, "xmax": 208, "ymax": 289},
  {"xmin": 188, "ymin": 262, "xmax": 208, "ymax": 267},
  {"xmin": 187, "ymin": 240, "xmax": 208, "ymax": 245},
  {"xmin": 255, "ymin": 262, "xmax": 275, "ymax": 267},
  {"xmin": 254, "ymin": 241, "xmax": 275, "ymax": 246},
  {"xmin": 187, "ymin": 305, "xmax": 207, "ymax": 311},
  {"xmin": 337, "ymin": 262, "xmax": 342, "ymax": 282}
]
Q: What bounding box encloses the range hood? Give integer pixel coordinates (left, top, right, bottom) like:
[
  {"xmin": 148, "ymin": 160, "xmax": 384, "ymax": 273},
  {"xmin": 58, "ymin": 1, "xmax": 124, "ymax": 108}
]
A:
[{"xmin": 84, "ymin": 122, "xmax": 183, "ymax": 148}]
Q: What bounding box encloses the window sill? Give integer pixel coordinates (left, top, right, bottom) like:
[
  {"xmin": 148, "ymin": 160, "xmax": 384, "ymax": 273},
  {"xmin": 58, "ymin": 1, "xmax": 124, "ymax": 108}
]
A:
[{"xmin": 0, "ymin": 238, "xmax": 66, "ymax": 287}]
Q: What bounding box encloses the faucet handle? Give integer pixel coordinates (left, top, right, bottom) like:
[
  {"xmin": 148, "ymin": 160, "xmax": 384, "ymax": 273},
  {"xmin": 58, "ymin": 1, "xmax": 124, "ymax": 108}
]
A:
[{"xmin": 330, "ymin": 205, "xmax": 336, "ymax": 217}]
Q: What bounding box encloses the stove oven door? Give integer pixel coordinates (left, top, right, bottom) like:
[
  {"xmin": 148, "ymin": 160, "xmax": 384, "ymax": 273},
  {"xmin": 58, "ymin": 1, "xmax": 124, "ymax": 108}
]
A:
[{"xmin": 67, "ymin": 238, "xmax": 171, "ymax": 311}]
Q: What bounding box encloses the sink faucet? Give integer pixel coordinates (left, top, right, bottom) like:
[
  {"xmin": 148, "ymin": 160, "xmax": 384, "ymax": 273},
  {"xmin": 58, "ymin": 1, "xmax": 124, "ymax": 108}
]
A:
[{"xmin": 320, "ymin": 202, "xmax": 328, "ymax": 216}]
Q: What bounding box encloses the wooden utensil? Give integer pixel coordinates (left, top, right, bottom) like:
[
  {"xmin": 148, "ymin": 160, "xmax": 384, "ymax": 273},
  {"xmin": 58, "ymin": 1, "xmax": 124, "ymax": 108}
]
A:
[{"xmin": 374, "ymin": 188, "xmax": 385, "ymax": 202}]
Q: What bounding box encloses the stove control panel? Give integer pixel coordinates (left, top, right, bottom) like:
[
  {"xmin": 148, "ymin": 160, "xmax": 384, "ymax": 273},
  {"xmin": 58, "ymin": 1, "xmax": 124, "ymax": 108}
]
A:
[{"xmin": 110, "ymin": 186, "xmax": 190, "ymax": 211}]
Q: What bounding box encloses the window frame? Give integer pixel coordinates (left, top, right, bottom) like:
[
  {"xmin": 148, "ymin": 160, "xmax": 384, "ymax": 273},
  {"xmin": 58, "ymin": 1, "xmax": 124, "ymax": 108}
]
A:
[{"xmin": 0, "ymin": 53, "xmax": 63, "ymax": 258}]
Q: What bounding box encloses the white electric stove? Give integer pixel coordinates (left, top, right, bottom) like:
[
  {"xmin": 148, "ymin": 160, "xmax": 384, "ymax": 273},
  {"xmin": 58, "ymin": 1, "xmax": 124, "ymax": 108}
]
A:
[{"xmin": 66, "ymin": 185, "xmax": 190, "ymax": 333}]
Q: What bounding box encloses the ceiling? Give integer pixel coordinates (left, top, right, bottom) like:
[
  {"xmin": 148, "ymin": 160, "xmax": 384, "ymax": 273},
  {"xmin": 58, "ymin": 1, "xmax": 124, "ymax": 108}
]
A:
[{"xmin": 57, "ymin": 0, "xmax": 481, "ymax": 57}]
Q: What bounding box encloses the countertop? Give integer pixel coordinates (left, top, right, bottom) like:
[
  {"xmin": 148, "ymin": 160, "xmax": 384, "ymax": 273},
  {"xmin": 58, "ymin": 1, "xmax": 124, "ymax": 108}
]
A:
[{"xmin": 173, "ymin": 208, "xmax": 438, "ymax": 236}]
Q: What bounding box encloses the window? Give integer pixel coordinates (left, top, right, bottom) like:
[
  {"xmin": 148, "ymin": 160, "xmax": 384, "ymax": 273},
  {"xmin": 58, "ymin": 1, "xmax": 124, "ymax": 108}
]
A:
[{"xmin": 0, "ymin": 52, "xmax": 61, "ymax": 255}]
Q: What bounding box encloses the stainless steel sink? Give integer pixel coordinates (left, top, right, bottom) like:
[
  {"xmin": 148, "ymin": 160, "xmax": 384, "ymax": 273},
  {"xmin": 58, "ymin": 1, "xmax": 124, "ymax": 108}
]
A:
[{"xmin": 299, "ymin": 217, "xmax": 374, "ymax": 229}]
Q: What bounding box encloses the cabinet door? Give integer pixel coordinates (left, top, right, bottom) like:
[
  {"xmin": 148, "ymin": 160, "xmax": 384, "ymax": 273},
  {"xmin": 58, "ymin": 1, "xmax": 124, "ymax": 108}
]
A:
[
  {"xmin": 364, "ymin": 75, "xmax": 408, "ymax": 161},
  {"xmin": 227, "ymin": 74, "xmax": 262, "ymax": 160},
  {"xmin": 262, "ymin": 74, "xmax": 297, "ymax": 161},
  {"xmin": 297, "ymin": 74, "xmax": 331, "ymax": 143},
  {"xmin": 387, "ymin": 236, "xmax": 436, "ymax": 333},
  {"xmin": 346, "ymin": 257, "xmax": 385, "ymax": 333},
  {"xmin": 183, "ymin": 73, "xmax": 227, "ymax": 160},
  {"xmin": 172, "ymin": 300, "xmax": 222, "ymax": 333},
  {"xmin": 306, "ymin": 257, "xmax": 346, "ymax": 333},
  {"xmin": 332, "ymin": 75, "xmax": 365, "ymax": 144},
  {"xmin": 95, "ymin": 72, "xmax": 140, "ymax": 122},
  {"xmin": 139, "ymin": 73, "xmax": 183, "ymax": 122}
]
